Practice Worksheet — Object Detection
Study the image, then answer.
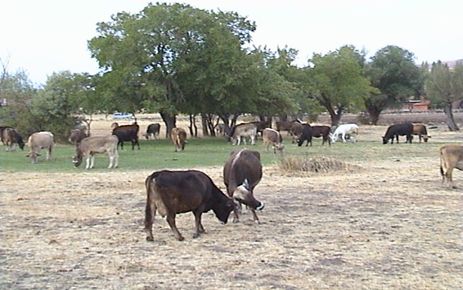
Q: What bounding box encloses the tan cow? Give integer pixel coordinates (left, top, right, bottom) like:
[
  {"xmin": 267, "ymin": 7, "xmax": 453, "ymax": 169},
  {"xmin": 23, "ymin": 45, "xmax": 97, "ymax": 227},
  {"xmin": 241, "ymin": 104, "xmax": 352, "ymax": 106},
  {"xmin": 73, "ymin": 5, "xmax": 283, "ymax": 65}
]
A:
[
  {"xmin": 440, "ymin": 144, "xmax": 463, "ymax": 188},
  {"xmin": 26, "ymin": 131, "xmax": 54, "ymax": 163},
  {"xmin": 412, "ymin": 123, "xmax": 430, "ymax": 143},
  {"xmin": 171, "ymin": 127, "xmax": 187, "ymax": 152},
  {"xmin": 262, "ymin": 128, "xmax": 284, "ymax": 154},
  {"xmin": 72, "ymin": 135, "xmax": 119, "ymax": 169},
  {"xmin": 227, "ymin": 122, "xmax": 257, "ymax": 145}
]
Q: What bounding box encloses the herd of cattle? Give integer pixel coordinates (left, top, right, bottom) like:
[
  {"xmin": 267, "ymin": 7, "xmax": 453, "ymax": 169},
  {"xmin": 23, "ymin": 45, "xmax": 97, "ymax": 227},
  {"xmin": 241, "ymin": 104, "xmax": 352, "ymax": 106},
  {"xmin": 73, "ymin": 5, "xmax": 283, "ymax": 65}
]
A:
[{"xmin": 1, "ymin": 119, "xmax": 462, "ymax": 240}]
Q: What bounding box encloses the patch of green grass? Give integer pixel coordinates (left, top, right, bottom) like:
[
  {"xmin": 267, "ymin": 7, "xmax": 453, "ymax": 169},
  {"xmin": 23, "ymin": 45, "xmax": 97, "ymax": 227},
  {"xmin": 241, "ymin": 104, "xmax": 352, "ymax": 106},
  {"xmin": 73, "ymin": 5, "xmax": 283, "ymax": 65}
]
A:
[{"xmin": 0, "ymin": 137, "xmax": 445, "ymax": 172}]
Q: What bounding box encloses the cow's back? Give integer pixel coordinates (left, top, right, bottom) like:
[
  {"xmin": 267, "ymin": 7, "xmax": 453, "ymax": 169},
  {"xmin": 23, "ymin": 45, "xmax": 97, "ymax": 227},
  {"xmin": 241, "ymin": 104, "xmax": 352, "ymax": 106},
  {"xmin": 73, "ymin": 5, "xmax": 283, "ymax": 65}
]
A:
[
  {"xmin": 224, "ymin": 149, "xmax": 262, "ymax": 193},
  {"xmin": 29, "ymin": 131, "xmax": 54, "ymax": 148}
]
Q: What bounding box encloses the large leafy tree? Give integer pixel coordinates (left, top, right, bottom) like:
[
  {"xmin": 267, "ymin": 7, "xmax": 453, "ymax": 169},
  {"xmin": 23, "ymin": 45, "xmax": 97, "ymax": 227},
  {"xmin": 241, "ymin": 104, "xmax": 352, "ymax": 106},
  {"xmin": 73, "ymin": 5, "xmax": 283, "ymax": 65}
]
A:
[
  {"xmin": 88, "ymin": 3, "xmax": 256, "ymax": 137},
  {"xmin": 307, "ymin": 46, "xmax": 374, "ymax": 126},
  {"xmin": 425, "ymin": 61, "xmax": 463, "ymax": 131},
  {"xmin": 365, "ymin": 45, "xmax": 423, "ymax": 124}
]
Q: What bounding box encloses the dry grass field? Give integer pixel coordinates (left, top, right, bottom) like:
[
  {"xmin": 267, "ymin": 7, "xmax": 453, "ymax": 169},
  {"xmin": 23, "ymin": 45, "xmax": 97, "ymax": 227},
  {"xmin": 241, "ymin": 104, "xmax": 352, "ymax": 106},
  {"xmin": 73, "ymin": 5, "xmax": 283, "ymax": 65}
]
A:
[{"xmin": 1, "ymin": 116, "xmax": 463, "ymax": 289}]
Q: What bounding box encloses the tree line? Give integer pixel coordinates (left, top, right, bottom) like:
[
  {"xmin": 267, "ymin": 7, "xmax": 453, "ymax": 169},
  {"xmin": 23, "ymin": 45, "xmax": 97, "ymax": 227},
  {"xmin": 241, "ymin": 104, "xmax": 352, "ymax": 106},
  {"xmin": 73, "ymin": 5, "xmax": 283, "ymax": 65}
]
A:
[{"xmin": 1, "ymin": 2, "xmax": 462, "ymax": 140}]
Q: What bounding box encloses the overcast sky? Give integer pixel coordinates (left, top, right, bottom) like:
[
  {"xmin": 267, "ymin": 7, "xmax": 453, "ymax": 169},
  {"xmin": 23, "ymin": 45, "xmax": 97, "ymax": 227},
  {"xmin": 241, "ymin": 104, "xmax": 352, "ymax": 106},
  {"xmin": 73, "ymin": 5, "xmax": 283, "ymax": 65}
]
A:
[{"xmin": 1, "ymin": 0, "xmax": 462, "ymax": 85}]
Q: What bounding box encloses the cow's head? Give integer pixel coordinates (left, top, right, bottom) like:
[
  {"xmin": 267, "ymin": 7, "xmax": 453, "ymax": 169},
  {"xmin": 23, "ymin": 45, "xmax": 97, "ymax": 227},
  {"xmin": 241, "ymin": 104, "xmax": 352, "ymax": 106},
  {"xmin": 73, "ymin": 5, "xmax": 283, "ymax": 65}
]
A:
[
  {"xmin": 17, "ymin": 137, "xmax": 25, "ymax": 150},
  {"xmin": 72, "ymin": 155, "xmax": 83, "ymax": 167},
  {"xmin": 213, "ymin": 197, "xmax": 236, "ymax": 224},
  {"xmin": 26, "ymin": 152, "xmax": 40, "ymax": 164},
  {"xmin": 233, "ymin": 179, "xmax": 264, "ymax": 210},
  {"xmin": 382, "ymin": 136, "xmax": 388, "ymax": 144}
]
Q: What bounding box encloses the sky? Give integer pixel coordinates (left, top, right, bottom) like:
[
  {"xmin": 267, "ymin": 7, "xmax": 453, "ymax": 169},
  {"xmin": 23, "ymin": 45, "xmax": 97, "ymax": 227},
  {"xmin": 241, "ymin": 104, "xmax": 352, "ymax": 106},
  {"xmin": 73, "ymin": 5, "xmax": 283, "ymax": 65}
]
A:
[{"xmin": 1, "ymin": 0, "xmax": 462, "ymax": 85}]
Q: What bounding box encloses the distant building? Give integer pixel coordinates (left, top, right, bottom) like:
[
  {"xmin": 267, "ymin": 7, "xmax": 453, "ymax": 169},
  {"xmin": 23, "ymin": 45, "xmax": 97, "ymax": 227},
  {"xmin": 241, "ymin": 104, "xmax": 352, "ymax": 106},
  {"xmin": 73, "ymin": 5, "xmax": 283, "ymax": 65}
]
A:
[{"xmin": 401, "ymin": 97, "xmax": 431, "ymax": 112}]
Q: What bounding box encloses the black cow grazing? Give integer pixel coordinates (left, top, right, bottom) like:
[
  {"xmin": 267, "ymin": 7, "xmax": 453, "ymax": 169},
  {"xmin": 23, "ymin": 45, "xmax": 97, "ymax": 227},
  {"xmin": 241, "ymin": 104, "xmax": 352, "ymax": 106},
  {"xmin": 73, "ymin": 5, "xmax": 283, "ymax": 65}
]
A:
[
  {"xmin": 223, "ymin": 149, "xmax": 265, "ymax": 223},
  {"xmin": 1, "ymin": 127, "xmax": 25, "ymax": 151},
  {"xmin": 382, "ymin": 123, "xmax": 413, "ymax": 144},
  {"xmin": 297, "ymin": 124, "xmax": 313, "ymax": 147},
  {"xmin": 112, "ymin": 123, "xmax": 140, "ymax": 150},
  {"xmin": 311, "ymin": 125, "xmax": 331, "ymax": 146},
  {"xmin": 144, "ymin": 170, "xmax": 235, "ymax": 241},
  {"xmin": 145, "ymin": 123, "xmax": 161, "ymax": 139}
]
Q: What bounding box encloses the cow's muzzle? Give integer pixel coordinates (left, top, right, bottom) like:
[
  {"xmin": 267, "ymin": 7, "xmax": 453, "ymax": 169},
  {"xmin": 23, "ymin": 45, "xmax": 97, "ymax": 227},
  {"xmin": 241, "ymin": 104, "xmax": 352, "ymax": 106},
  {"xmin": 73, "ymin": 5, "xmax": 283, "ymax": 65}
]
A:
[{"xmin": 256, "ymin": 202, "xmax": 265, "ymax": 211}]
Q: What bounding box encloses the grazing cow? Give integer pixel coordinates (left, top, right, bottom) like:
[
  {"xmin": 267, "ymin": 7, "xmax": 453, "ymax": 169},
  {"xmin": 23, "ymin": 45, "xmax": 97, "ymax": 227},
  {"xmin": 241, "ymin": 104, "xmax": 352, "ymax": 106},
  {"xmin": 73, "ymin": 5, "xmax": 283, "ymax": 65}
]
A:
[
  {"xmin": 382, "ymin": 123, "xmax": 413, "ymax": 144},
  {"xmin": 72, "ymin": 135, "xmax": 119, "ymax": 169},
  {"xmin": 297, "ymin": 124, "xmax": 313, "ymax": 147},
  {"xmin": 0, "ymin": 126, "xmax": 13, "ymax": 145},
  {"xmin": 144, "ymin": 170, "xmax": 235, "ymax": 241},
  {"xmin": 223, "ymin": 149, "xmax": 265, "ymax": 223},
  {"xmin": 311, "ymin": 125, "xmax": 331, "ymax": 146},
  {"xmin": 2, "ymin": 128, "xmax": 25, "ymax": 151},
  {"xmin": 26, "ymin": 131, "xmax": 54, "ymax": 163},
  {"xmin": 289, "ymin": 122, "xmax": 304, "ymax": 143},
  {"xmin": 440, "ymin": 144, "xmax": 463, "ymax": 188},
  {"xmin": 227, "ymin": 122, "xmax": 258, "ymax": 145},
  {"xmin": 412, "ymin": 123, "xmax": 430, "ymax": 143},
  {"xmin": 171, "ymin": 127, "xmax": 187, "ymax": 152},
  {"xmin": 112, "ymin": 123, "xmax": 140, "ymax": 150},
  {"xmin": 68, "ymin": 128, "xmax": 88, "ymax": 145},
  {"xmin": 145, "ymin": 123, "xmax": 161, "ymax": 140},
  {"xmin": 330, "ymin": 124, "xmax": 359, "ymax": 143},
  {"xmin": 262, "ymin": 128, "xmax": 284, "ymax": 154}
]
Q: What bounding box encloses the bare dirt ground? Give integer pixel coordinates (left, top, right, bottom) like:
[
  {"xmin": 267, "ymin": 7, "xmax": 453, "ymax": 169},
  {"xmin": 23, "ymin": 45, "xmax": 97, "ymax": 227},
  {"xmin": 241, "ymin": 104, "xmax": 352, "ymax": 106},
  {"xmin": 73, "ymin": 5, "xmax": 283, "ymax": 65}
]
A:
[{"xmin": 1, "ymin": 121, "xmax": 463, "ymax": 289}]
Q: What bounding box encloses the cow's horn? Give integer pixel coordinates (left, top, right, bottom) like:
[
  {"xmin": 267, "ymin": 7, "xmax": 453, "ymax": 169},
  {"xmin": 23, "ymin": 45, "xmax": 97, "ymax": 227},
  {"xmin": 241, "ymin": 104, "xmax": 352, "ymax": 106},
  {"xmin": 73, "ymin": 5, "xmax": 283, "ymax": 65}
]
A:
[{"xmin": 243, "ymin": 179, "xmax": 250, "ymax": 190}]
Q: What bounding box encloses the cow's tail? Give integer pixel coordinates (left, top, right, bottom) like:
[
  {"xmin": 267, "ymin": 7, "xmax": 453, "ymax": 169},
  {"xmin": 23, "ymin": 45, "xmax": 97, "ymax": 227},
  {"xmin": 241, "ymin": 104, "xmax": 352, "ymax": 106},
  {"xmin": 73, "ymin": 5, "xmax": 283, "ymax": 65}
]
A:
[
  {"xmin": 439, "ymin": 147, "xmax": 446, "ymax": 182},
  {"xmin": 144, "ymin": 174, "xmax": 155, "ymax": 230}
]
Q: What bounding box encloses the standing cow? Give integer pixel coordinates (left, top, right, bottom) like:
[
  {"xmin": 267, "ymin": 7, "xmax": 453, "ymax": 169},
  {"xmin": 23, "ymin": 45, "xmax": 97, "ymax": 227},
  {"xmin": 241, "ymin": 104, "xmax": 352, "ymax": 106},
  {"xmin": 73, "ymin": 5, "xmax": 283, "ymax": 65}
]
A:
[
  {"xmin": 112, "ymin": 123, "xmax": 140, "ymax": 150},
  {"xmin": 145, "ymin": 123, "xmax": 161, "ymax": 140},
  {"xmin": 144, "ymin": 170, "xmax": 235, "ymax": 241},
  {"xmin": 382, "ymin": 123, "xmax": 413, "ymax": 144},
  {"xmin": 227, "ymin": 123, "xmax": 258, "ymax": 145},
  {"xmin": 262, "ymin": 128, "xmax": 284, "ymax": 154},
  {"xmin": 223, "ymin": 149, "xmax": 265, "ymax": 223},
  {"xmin": 330, "ymin": 124, "xmax": 359, "ymax": 143},
  {"xmin": 297, "ymin": 124, "xmax": 313, "ymax": 147},
  {"xmin": 171, "ymin": 127, "xmax": 187, "ymax": 152},
  {"xmin": 440, "ymin": 144, "xmax": 463, "ymax": 188},
  {"xmin": 311, "ymin": 125, "xmax": 331, "ymax": 146}
]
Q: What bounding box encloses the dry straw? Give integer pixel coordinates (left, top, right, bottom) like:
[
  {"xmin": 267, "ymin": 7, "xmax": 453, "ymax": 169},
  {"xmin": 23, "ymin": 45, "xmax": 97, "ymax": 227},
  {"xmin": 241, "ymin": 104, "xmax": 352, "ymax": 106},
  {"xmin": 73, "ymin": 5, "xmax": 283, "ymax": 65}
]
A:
[{"xmin": 278, "ymin": 154, "xmax": 360, "ymax": 174}]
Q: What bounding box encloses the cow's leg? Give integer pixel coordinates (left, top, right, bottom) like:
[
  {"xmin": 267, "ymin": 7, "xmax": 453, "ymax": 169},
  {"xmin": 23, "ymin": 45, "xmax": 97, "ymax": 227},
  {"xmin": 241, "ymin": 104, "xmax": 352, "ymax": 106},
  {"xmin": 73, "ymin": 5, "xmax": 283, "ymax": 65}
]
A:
[
  {"xmin": 136, "ymin": 138, "xmax": 140, "ymax": 150},
  {"xmin": 250, "ymin": 209, "xmax": 260, "ymax": 224},
  {"xmin": 192, "ymin": 210, "xmax": 205, "ymax": 239},
  {"xmin": 108, "ymin": 153, "xmax": 114, "ymax": 169},
  {"xmin": 113, "ymin": 150, "xmax": 119, "ymax": 168},
  {"xmin": 232, "ymin": 202, "xmax": 241, "ymax": 223},
  {"xmin": 90, "ymin": 155, "xmax": 95, "ymax": 169},
  {"xmin": 85, "ymin": 156, "xmax": 91, "ymax": 169},
  {"xmin": 251, "ymin": 135, "xmax": 255, "ymax": 145},
  {"xmin": 166, "ymin": 214, "xmax": 184, "ymax": 241}
]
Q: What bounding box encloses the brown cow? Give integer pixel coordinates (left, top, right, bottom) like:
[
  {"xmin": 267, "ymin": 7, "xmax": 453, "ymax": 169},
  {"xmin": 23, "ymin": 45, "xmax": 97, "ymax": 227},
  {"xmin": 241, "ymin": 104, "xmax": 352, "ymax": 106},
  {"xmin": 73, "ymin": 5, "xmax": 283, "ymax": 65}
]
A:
[
  {"xmin": 440, "ymin": 144, "xmax": 463, "ymax": 188},
  {"xmin": 145, "ymin": 123, "xmax": 161, "ymax": 139},
  {"xmin": 144, "ymin": 170, "xmax": 235, "ymax": 241},
  {"xmin": 171, "ymin": 127, "xmax": 187, "ymax": 152},
  {"xmin": 112, "ymin": 123, "xmax": 140, "ymax": 150},
  {"xmin": 262, "ymin": 128, "xmax": 284, "ymax": 154},
  {"xmin": 26, "ymin": 131, "xmax": 54, "ymax": 163},
  {"xmin": 311, "ymin": 125, "xmax": 331, "ymax": 146},
  {"xmin": 72, "ymin": 135, "xmax": 119, "ymax": 169},
  {"xmin": 412, "ymin": 123, "xmax": 430, "ymax": 143},
  {"xmin": 2, "ymin": 128, "xmax": 25, "ymax": 151},
  {"xmin": 223, "ymin": 149, "xmax": 265, "ymax": 223}
]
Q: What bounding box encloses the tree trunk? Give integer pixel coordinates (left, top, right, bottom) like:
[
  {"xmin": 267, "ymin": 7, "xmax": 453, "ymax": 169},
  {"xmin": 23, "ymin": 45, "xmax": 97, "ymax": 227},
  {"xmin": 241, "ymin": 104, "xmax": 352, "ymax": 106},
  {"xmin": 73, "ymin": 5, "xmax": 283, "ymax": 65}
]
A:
[
  {"xmin": 188, "ymin": 114, "xmax": 198, "ymax": 137},
  {"xmin": 326, "ymin": 106, "xmax": 341, "ymax": 127},
  {"xmin": 367, "ymin": 106, "xmax": 381, "ymax": 125},
  {"xmin": 160, "ymin": 111, "xmax": 177, "ymax": 138},
  {"xmin": 201, "ymin": 114, "xmax": 210, "ymax": 136},
  {"xmin": 444, "ymin": 103, "xmax": 460, "ymax": 131}
]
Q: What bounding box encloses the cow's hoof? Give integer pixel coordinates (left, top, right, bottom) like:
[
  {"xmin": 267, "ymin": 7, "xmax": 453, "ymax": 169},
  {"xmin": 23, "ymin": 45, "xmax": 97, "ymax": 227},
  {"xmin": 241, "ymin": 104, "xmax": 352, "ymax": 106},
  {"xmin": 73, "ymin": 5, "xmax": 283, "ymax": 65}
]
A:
[
  {"xmin": 177, "ymin": 236, "xmax": 185, "ymax": 241},
  {"xmin": 146, "ymin": 236, "xmax": 154, "ymax": 242},
  {"xmin": 192, "ymin": 233, "xmax": 200, "ymax": 239}
]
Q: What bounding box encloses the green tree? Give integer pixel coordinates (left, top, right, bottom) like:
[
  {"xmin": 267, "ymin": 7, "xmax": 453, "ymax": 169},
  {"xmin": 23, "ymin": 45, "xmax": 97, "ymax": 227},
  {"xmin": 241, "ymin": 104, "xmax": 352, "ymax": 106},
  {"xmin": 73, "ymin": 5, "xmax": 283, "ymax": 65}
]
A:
[
  {"xmin": 88, "ymin": 3, "xmax": 256, "ymax": 137},
  {"xmin": 365, "ymin": 45, "xmax": 423, "ymax": 124},
  {"xmin": 307, "ymin": 46, "xmax": 374, "ymax": 126},
  {"xmin": 425, "ymin": 61, "xmax": 463, "ymax": 131}
]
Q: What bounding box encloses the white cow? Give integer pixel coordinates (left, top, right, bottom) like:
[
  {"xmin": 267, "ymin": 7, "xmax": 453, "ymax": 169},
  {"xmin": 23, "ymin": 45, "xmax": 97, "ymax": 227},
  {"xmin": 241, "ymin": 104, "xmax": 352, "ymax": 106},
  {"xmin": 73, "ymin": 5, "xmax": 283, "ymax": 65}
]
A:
[{"xmin": 330, "ymin": 124, "xmax": 359, "ymax": 143}]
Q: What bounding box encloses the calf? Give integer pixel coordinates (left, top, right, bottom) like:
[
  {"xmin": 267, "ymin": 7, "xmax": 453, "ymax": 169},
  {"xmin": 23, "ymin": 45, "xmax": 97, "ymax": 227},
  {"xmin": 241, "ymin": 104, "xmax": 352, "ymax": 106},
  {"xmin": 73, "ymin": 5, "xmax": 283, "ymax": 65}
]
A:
[
  {"xmin": 223, "ymin": 149, "xmax": 265, "ymax": 223},
  {"xmin": 227, "ymin": 122, "xmax": 258, "ymax": 145},
  {"xmin": 262, "ymin": 128, "xmax": 284, "ymax": 154},
  {"xmin": 112, "ymin": 123, "xmax": 140, "ymax": 150},
  {"xmin": 382, "ymin": 123, "xmax": 413, "ymax": 144},
  {"xmin": 440, "ymin": 144, "xmax": 463, "ymax": 188},
  {"xmin": 72, "ymin": 135, "xmax": 119, "ymax": 169},
  {"xmin": 2, "ymin": 128, "xmax": 25, "ymax": 151},
  {"xmin": 68, "ymin": 128, "xmax": 88, "ymax": 145},
  {"xmin": 171, "ymin": 127, "xmax": 187, "ymax": 152},
  {"xmin": 145, "ymin": 123, "xmax": 161, "ymax": 139},
  {"xmin": 144, "ymin": 170, "xmax": 235, "ymax": 241},
  {"xmin": 26, "ymin": 131, "xmax": 54, "ymax": 163},
  {"xmin": 330, "ymin": 124, "xmax": 359, "ymax": 143},
  {"xmin": 412, "ymin": 123, "xmax": 430, "ymax": 143},
  {"xmin": 297, "ymin": 124, "xmax": 313, "ymax": 147}
]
